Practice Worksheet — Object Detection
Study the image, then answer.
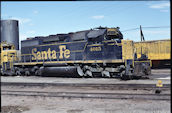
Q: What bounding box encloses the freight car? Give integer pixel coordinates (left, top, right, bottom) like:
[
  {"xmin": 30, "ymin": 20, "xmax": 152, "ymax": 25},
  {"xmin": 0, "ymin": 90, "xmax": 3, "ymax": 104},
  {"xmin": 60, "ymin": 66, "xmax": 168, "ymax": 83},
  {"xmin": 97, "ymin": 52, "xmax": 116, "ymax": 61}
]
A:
[
  {"xmin": 0, "ymin": 22, "xmax": 151, "ymax": 79},
  {"xmin": 134, "ymin": 39, "xmax": 171, "ymax": 68}
]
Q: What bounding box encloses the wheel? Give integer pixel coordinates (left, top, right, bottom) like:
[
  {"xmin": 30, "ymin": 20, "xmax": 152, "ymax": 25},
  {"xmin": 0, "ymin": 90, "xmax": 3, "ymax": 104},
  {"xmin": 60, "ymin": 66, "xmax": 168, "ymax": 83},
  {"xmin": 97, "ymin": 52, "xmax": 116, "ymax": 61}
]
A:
[
  {"xmin": 35, "ymin": 69, "xmax": 41, "ymax": 76},
  {"xmin": 120, "ymin": 70, "xmax": 129, "ymax": 80},
  {"xmin": 15, "ymin": 71, "xmax": 21, "ymax": 76},
  {"xmin": 120, "ymin": 70, "xmax": 125, "ymax": 79},
  {"xmin": 77, "ymin": 66, "xmax": 84, "ymax": 77},
  {"xmin": 101, "ymin": 71, "xmax": 110, "ymax": 78},
  {"xmin": 85, "ymin": 70, "xmax": 93, "ymax": 77},
  {"xmin": 24, "ymin": 68, "xmax": 30, "ymax": 76},
  {"xmin": 25, "ymin": 71, "xmax": 30, "ymax": 76}
]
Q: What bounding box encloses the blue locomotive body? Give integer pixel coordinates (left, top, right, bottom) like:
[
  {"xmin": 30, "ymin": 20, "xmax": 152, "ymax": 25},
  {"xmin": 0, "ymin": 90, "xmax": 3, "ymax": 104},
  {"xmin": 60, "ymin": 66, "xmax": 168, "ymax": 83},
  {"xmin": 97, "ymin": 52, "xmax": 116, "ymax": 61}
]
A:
[{"xmin": 21, "ymin": 28, "xmax": 123, "ymax": 63}]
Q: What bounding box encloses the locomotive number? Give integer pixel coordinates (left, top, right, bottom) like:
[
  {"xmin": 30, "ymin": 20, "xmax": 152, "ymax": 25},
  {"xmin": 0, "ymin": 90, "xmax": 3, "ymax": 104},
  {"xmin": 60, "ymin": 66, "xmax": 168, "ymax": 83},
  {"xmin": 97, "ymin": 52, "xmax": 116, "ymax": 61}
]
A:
[{"xmin": 90, "ymin": 47, "xmax": 101, "ymax": 51}]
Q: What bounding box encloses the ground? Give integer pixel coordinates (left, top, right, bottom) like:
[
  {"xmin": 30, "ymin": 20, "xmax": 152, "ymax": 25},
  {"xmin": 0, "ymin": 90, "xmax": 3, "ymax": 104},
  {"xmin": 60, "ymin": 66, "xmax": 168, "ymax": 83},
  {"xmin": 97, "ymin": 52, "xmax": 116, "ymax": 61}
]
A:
[
  {"xmin": 1, "ymin": 95, "xmax": 170, "ymax": 113},
  {"xmin": 1, "ymin": 69, "xmax": 171, "ymax": 113}
]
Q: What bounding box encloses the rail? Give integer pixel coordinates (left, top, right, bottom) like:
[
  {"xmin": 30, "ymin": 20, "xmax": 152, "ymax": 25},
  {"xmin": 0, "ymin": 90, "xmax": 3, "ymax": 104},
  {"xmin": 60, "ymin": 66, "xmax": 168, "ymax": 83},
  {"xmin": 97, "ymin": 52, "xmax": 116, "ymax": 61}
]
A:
[
  {"xmin": 1, "ymin": 90, "xmax": 170, "ymax": 101},
  {"xmin": 1, "ymin": 82, "xmax": 170, "ymax": 90}
]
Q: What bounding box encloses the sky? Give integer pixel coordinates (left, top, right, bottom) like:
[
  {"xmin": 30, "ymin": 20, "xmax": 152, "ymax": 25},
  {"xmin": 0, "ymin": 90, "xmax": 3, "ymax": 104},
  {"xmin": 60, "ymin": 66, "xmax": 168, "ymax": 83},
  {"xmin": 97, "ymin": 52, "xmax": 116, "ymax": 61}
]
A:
[{"xmin": 1, "ymin": 1, "xmax": 170, "ymax": 44}]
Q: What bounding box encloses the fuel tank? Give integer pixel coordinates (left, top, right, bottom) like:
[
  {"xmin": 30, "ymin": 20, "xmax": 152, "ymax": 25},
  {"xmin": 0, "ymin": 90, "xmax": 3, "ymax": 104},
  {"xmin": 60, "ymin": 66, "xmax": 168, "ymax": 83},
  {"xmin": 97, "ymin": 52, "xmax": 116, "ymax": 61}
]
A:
[{"xmin": 40, "ymin": 66, "xmax": 84, "ymax": 77}]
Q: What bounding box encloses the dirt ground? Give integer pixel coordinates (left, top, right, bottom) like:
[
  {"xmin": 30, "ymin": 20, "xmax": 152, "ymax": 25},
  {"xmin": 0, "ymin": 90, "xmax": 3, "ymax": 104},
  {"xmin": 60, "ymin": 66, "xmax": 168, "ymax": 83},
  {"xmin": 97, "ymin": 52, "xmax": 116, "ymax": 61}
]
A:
[{"xmin": 1, "ymin": 95, "xmax": 170, "ymax": 113}]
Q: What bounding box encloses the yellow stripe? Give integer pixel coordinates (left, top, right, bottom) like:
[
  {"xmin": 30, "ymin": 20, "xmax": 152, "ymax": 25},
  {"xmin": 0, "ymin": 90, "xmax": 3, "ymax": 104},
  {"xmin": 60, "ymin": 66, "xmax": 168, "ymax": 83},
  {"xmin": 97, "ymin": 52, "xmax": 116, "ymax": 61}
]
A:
[
  {"xmin": 87, "ymin": 44, "xmax": 103, "ymax": 47},
  {"xmin": 103, "ymin": 40, "xmax": 122, "ymax": 46},
  {"xmin": 150, "ymin": 60, "xmax": 152, "ymax": 67},
  {"xmin": 108, "ymin": 43, "xmax": 115, "ymax": 45},
  {"xmin": 83, "ymin": 42, "xmax": 88, "ymax": 51},
  {"xmin": 5, "ymin": 63, "xmax": 6, "ymax": 70},
  {"xmin": 134, "ymin": 61, "xmax": 151, "ymax": 62},
  {"xmin": 14, "ymin": 62, "xmax": 43, "ymax": 65},
  {"xmin": 14, "ymin": 59, "xmax": 124, "ymax": 66},
  {"xmin": 71, "ymin": 50, "xmax": 83, "ymax": 52},
  {"xmin": 33, "ymin": 40, "xmax": 87, "ymax": 47},
  {"xmin": 103, "ymin": 40, "xmax": 116, "ymax": 43},
  {"xmin": 132, "ymin": 60, "xmax": 134, "ymax": 67},
  {"xmin": 21, "ymin": 54, "xmax": 32, "ymax": 56},
  {"xmin": 108, "ymin": 43, "xmax": 122, "ymax": 46},
  {"xmin": 125, "ymin": 60, "xmax": 127, "ymax": 66}
]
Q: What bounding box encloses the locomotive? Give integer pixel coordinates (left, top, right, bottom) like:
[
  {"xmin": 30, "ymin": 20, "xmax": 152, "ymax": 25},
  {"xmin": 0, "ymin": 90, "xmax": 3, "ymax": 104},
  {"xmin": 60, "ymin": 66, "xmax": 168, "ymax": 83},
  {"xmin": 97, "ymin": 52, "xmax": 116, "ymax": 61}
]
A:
[{"xmin": 0, "ymin": 21, "xmax": 151, "ymax": 79}]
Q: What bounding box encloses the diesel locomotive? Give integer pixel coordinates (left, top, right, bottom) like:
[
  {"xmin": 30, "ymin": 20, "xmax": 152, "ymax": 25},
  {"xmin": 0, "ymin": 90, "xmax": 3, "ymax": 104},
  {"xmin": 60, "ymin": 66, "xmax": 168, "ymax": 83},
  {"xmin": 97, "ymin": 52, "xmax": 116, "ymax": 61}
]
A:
[{"xmin": 0, "ymin": 20, "xmax": 151, "ymax": 79}]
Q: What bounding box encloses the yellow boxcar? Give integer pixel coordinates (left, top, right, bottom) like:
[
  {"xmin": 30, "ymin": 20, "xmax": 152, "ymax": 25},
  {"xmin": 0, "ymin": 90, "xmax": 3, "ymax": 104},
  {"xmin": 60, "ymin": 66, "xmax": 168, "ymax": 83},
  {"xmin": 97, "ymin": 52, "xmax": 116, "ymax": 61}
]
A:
[{"xmin": 134, "ymin": 39, "xmax": 171, "ymax": 68}]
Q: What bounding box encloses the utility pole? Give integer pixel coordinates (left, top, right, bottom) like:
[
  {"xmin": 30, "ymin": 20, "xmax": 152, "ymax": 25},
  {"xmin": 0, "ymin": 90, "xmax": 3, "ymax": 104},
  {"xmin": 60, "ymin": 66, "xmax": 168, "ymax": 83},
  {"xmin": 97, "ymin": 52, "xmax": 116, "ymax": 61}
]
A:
[
  {"xmin": 140, "ymin": 25, "xmax": 145, "ymax": 57},
  {"xmin": 140, "ymin": 25, "xmax": 145, "ymax": 41}
]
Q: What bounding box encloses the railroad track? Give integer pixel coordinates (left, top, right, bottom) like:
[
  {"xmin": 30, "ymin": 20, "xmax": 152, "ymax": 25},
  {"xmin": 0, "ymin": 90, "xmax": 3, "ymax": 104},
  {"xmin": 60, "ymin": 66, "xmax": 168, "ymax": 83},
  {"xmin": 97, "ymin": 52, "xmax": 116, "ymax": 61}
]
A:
[
  {"xmin": 1, "ymin": 90, "xmax": 170, "ymax": 101},
  {"xmin": 1, "ymin": 82, "xmax": 170, "ymax": 90}
]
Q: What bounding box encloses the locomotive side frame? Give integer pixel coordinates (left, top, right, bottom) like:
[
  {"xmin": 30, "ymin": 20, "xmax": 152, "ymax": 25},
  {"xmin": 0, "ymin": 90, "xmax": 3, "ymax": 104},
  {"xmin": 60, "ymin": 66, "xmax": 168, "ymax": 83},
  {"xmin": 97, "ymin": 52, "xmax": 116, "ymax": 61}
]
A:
[{"xmin": 13, "ymin": 39, "xmax": 151, "ymax": 79}]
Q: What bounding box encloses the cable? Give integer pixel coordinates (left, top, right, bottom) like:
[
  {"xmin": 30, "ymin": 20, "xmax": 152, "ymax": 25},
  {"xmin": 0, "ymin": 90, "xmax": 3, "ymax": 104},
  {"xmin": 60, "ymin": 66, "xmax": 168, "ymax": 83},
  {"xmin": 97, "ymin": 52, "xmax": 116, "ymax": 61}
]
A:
[
  {"xmin": 122, "ymin": 28, "xmax": 139, "ymax": 32},
  {"xmin": 121, "ymin": 26, "xmax": 170, "ymax": 32},
  {"xmin": 142, "ymin": 26, "xmax": 170, "ymax": 29}
]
